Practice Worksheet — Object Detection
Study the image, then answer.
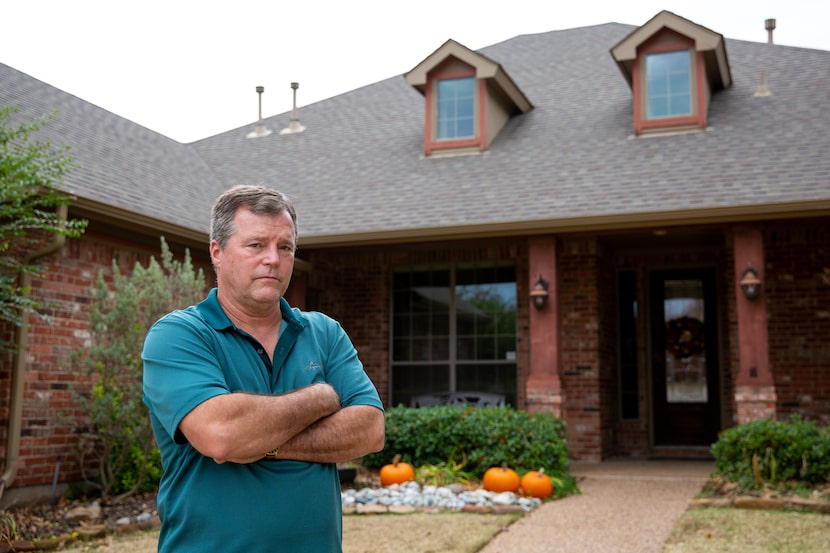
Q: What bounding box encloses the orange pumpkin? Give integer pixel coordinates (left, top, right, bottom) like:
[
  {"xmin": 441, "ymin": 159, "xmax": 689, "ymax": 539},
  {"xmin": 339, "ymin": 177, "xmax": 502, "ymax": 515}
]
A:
[
  {"xmin": 379, "ymin": 454, "xmax": 415, "ymax": 486},
  {"xmin": 520, "ymin": 467, "xmax": 554, "ymax": 499},
  {"xmin": 482, "ymin": 464, "xmax": 520, "ymax": 493}
]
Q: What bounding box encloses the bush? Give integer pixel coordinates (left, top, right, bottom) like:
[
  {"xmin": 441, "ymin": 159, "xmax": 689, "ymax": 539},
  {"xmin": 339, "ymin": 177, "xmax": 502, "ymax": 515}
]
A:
[
  {"xmin": 361, "ymin": 405, "xmax": 576, "ymax": 495},
  {"xmin": 73, "ymin": 237, "xmax": 206, "ymax": 500},
  {"xmin": 711, "ymin": 416, "xmax": 830, "ymax": 490}
]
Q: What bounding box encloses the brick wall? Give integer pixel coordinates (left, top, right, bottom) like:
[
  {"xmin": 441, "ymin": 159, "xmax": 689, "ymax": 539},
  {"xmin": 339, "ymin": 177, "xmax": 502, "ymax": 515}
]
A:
[
  {"xmin": 558, "ymin": 237, "xmax": 602, "ymax": 460},
  {"xmin": 6, "ymin": 237, "xmax": 135, "ymax": 486},
  {"xmin": 596, "ymin": 242, "xmax": 619, "ymax": 458},
  {"xmin": 1, "ymin": 231, "xmax": 210, "ymax": 490},
  {"xmin": 765, "ymin": 221, "xmax": 830, "ymax": 422},
  {"xmin": 304, "ymin": 248, "xmax": 392, "ymax": 405}
]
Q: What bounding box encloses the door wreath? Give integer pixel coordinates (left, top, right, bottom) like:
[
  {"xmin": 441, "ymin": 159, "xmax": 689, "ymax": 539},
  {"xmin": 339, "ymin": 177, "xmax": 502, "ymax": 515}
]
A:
[{"xmin": 665, "ymin": 316, "xmax": 705, "ymax": 359}]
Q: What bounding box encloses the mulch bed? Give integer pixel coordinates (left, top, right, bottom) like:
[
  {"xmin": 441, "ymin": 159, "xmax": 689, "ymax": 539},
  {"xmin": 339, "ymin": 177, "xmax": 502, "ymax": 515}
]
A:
[
  {"xmin": 0, "ymin": 492, "xmax": 158, "ymax": 552},
  {"xmin": 0, "ymin": 466, "xmax": 378, "ymax": 551},
  {"xmin": 691, "ymin": 475, "xmax": 830, "ymax": 514}
]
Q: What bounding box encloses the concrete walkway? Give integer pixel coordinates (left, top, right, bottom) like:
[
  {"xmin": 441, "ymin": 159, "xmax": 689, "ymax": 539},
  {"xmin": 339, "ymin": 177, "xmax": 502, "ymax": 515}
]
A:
[{"xmin": 479, "ymin": 458, "xmax": 714, "ymax": 553}]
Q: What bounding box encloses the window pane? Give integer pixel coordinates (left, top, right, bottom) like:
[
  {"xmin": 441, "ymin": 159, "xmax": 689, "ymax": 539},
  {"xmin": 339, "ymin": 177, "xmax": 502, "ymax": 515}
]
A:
[
  {"xmin": 664, "ymin": 279, "xmax": 707, "ymax": 403},
  {"xmin": 455, "ymin": 270, "xmax": 516, "ymax": 361},
  {"xmin": 456, "ymin": 119, "xmax": 475, "ymax": 137},
  {"xmin": 671, "ymin": 93, "xmax": 691, "ymax": 115},
  {"xmin": 669, "ymin": 72, "xmax": 690, "ymax": 93},
  {"xmin": 647, "ymin": 74, "xmax": 668, "ymax": 96},
  {"xmin": 645, "ymin": 50, "xmax": 692, "ymax": 119},
  {"xmin": 457, "ymin": 363, "xmax": 517, "ymax": 406},
  {"xmin": 392, "ymin": 364, "xmax": 450, "ymax": 408},
  {"xmin": 649, "ymin": 97, "xmax": 669, "ymax": 118},
  {"xmin": 392, "ymin": 266, "xmax": 516, "ymax": 407},
  {"xmin": 618, "ymin": 271, "xmax": 639, "ymax": 419},
  {"xmin": 437, "ymin": 77, "xmax": 475, "ymax": 140},
  {"xmin": 392, "ymin": 270, "xmax": 450, "ymax": 363}
]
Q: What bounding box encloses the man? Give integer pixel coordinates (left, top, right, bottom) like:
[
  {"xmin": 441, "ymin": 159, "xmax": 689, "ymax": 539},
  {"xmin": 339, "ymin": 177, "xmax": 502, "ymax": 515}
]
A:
[{"xmin": 142, "ymin": 185, "xmax": 385, "ymax": 552}]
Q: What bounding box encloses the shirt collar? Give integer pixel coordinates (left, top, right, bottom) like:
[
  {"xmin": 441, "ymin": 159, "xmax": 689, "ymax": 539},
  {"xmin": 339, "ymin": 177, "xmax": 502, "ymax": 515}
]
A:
[{"xmin": 196, "ymin": 288, "xmax": 306, "ymax": 331}]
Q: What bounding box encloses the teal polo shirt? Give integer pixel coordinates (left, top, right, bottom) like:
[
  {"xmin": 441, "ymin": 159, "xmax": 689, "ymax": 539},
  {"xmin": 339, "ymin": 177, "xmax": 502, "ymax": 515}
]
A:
[{"xmin": 142, "ymin": 289, "xmax": 383, "ymax": 553}]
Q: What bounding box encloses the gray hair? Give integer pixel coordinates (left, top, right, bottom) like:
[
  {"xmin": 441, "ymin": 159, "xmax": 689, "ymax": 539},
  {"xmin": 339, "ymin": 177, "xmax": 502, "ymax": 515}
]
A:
[{"xmin": 210, "ymin": 185, "xmax": 298, "ymax": 249}]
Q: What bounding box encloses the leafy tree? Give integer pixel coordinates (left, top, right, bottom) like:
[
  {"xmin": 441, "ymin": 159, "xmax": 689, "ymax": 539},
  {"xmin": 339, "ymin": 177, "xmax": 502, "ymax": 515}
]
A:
[
  {"xmin": 0, "ymin": 105, "xmax": 87, "ymax": 351},
  {"xmin": 74, "ymin": 238, "xmax": 206, "ymax": 500}
]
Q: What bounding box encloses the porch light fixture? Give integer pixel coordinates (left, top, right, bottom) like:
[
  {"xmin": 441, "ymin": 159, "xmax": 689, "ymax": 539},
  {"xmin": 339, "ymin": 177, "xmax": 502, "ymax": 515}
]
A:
[
  {"xmin": 740, "ymin": 266, "xmax": 762, "ymax": 300},
  {"xmin": 530, "ymin": 275, "xmax": 550, "ymax": 310}
]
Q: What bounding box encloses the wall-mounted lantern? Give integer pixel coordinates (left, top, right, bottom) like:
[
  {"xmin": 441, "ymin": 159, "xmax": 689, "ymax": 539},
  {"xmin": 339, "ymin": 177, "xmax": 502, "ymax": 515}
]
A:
[
  {"xmin": 530, "ymin": 275, "xmax": 550, "ymax": 310},
  {"xmin": 740, "ymin": 266, "xmax": 762, "ymax": 300}
]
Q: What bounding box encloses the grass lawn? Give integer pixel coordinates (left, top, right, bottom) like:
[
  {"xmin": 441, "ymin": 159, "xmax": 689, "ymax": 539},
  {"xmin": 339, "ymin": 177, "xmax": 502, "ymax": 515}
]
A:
[{"xmin": 663, "ymin": 507, "xmax": 830, "ymax": 553}]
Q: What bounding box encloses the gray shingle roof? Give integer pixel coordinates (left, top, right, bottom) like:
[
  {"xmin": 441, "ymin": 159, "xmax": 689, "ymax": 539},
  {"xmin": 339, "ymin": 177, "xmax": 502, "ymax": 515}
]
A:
[
  {"xmin": 0, "ymin": 64, "xmax": 222, "ymax": 235},
  {"xmin": 3, "ymin": 22, "xmax": 828, "ymax": 245},
  {"xmin": 193, "ymin": 23, "xmax": 830, "ymax": 244}
]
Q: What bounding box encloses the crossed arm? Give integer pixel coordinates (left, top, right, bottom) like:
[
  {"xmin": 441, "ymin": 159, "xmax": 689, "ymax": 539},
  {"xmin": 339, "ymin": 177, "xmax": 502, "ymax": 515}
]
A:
[{"xmin": 179, "ymin": 382, "xmax": 385, "ymax": 464}]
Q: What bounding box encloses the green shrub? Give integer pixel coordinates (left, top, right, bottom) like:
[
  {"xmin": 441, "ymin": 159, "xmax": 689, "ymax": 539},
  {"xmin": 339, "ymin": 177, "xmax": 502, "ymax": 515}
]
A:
[
  {"xmin": 361, "ymin": 405, "xmax": 576, "ymax": 495},
  {"xmin": 73, "ymin": 237, "xmax": 206, "ymax": 500},
  {"xmin": 711, "ymin": 416, "xmax": 830, "ymax": 490},
  {"xmin": 116, "ymin": 444, "xmax": 163, "ymax": 496}
]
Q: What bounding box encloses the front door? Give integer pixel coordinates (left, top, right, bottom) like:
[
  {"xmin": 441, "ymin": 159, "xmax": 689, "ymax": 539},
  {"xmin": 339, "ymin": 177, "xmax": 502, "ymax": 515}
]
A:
[{"xmin": 650, "ymin": 269, "xmax": 721, "ymax": 446}]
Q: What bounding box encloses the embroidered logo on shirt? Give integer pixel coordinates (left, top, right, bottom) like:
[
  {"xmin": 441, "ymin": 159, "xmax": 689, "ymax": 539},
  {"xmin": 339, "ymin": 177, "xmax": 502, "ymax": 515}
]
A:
[{"xmin": 304, "ymin": 361, "xmax": 323, "ymax": 371}]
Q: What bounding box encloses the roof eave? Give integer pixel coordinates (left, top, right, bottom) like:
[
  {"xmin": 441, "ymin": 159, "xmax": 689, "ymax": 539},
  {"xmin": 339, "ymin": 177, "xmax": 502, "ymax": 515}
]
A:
[
  {"xmin": 69, "ymin": 197, "xmax": 208, "ymax": 249},
  {"xmin": 297, "ymin": 200, "xmax": 830, "ymax": 248}
]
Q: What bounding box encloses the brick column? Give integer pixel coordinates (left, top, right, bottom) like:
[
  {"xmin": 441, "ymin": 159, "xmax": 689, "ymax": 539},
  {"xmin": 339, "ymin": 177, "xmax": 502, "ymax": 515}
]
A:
[
  {"xmin": 526, "ymin": 236, "xmax": 562, "ymax": 416},
  {"xmin": 733, "ymin": 225, "xmax": 776, "ymax": 422}
]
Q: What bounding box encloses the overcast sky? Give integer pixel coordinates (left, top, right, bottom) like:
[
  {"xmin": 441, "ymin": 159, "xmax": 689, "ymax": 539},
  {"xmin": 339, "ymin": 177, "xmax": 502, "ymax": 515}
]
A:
[{"xmin": 3, "ymin": 0, "xmax": 828, "ymax": 142}]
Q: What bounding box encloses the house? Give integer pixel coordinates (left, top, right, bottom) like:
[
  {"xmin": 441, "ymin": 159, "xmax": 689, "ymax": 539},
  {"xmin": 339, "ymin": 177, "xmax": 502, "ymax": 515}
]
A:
[{"xmin": 1, "ymin": 10, "xmax": 828, "ymax": 505}]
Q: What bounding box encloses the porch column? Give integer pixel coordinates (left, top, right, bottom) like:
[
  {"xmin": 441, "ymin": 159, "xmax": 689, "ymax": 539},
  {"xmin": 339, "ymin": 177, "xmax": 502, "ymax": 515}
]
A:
[
  {"xmin": 526, "ymin": 235, "xmax": 562, "ymax": 416},
  {"xmin": 733, "ymin": 225, "xmax": 776, "ymax": 422}
]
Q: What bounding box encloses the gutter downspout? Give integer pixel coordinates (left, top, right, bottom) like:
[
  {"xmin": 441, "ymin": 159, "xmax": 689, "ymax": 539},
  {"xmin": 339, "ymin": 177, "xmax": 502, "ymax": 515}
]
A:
[{"xmin": 0, "ymin": 204, "xmax": 68, "ymax": 503}]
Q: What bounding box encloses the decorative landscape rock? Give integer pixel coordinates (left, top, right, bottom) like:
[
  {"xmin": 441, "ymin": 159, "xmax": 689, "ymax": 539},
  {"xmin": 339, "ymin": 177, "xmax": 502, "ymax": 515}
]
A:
[
  {"xmin": 341, "ymin": 481, "xmax": 543, "ymax": 514},
  {"xmin": 63, "ymin": 501, "xmax": 101, "ymax": 522}
]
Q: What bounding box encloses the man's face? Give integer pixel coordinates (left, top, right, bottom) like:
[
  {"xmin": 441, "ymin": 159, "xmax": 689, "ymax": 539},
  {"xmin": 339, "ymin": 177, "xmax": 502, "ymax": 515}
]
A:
[{"xmin": 210, "ymin": 207, "xmax": 296, "ymax": 315}]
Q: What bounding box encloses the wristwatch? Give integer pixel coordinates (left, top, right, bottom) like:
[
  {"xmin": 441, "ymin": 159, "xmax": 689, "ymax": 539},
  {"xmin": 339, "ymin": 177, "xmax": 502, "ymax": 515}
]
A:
[{"xmin": 264, "ymin": 447, "xmax": 280, "ymax": 459}]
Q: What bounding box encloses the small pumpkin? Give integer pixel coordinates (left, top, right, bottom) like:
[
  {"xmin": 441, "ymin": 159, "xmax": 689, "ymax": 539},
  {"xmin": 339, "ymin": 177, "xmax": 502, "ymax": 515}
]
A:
[
  {"xmin": 520, "ymin": 467, "xmax": 554, "ymax": 499},
  {"xmin": 482, "ymin": 464, "xmax": 520, "ymax": 493},
  {"xmin": 379, "ymin": 454, "xmax": 415, "ymax": 486}
]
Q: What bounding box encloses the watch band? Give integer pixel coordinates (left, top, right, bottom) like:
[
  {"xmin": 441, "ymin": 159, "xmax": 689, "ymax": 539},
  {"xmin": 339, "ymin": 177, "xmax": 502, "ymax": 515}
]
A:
[{"xmin": 264, "ymin": 447, "xmax": 280, "ymax": 459}]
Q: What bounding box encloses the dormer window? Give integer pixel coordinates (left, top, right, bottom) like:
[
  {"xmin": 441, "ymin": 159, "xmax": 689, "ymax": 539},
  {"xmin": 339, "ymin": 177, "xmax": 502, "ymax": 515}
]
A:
[
  {"xmin": 632, "ymin": 32, "xmax": 702, "ymax": 134},
  {"xmin": 437, "ymin": 77, "xmax": 475, "ymax": 140},
  {"xmin": 425, "ymin": 61, "xmax": 482, "ymax": 153},
  {"xmin": 405, "ymin": 39, "xmax": 532, "ymax": 157},
  {"xmin": 645, "ymin": 50, "xmax": 692, "ymax": 119},
  {"xmin": 611, "ymin": 10, "xmax": 732, "ymax": 137}
]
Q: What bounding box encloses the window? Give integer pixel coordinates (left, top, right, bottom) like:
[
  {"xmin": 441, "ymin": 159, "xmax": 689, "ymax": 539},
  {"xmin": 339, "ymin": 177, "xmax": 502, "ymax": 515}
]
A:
[
  {"xmin": 437, "ymin": 77, "xmax": 475, "ymax": 140},
  {"xmin": 611, "ymin": 13, "xmax": 730, "ymax": 136},
  {"xmin": 391, "ymin": 265, "xmax": 517, "ymax": 407},
  {"xmin": 618, "ymin": 271, "xmax": 639, "ymax": 419},
  {"xmin": 645, "ymin": 50, "xmax": 692, "ymax": 119}
]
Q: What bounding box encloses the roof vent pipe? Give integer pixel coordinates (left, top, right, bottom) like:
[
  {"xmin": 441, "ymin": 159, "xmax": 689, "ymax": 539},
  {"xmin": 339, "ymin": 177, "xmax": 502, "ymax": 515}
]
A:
[
  {"xmin": 753, "ymin": 72, "xmax": 772, "ymax": 97},
  {"xmin": 246, "ymin": 85, "xmax": 273, "ymax": 138},
  {"xmin": 280, "ymin": 82, "xmax": 306, "ymax": 135},
  {"xmin": 765, "ymin": 18, "xmax": 776, "ymax": 44}
]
